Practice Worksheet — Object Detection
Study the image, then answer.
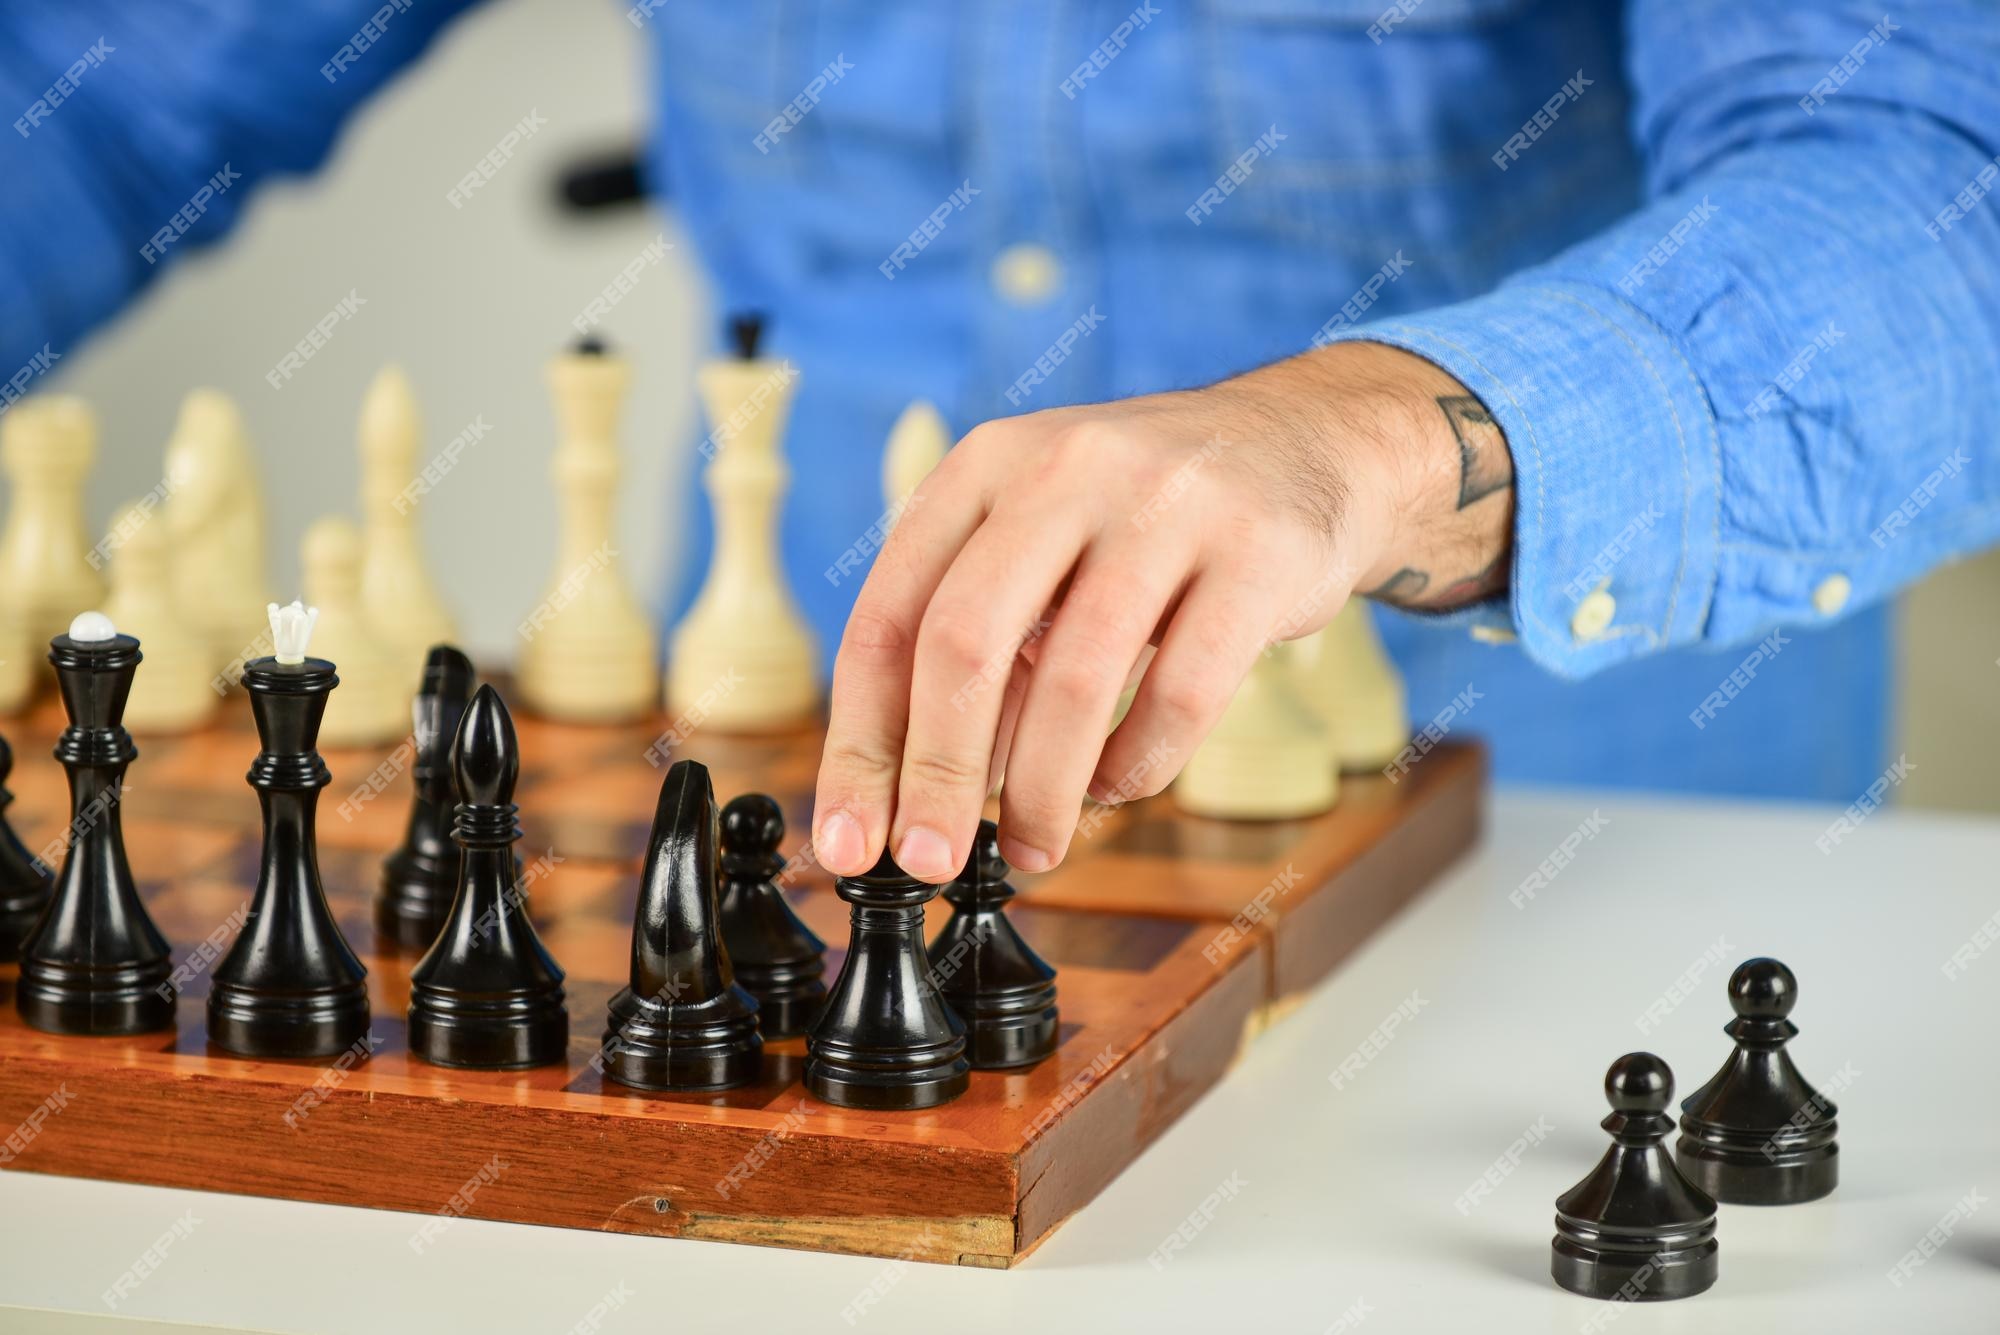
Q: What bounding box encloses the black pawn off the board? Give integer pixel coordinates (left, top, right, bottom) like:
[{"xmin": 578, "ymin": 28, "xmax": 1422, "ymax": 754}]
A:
[
  {"xmin": 1552, "ymin": 1053, "xmax": 1718, "ymax": 1303},
  {"xmin": 928, "ymin": 820, "xmax": 1058, "ymax": 1069},
  {"xmin": 0, "ymin": 733, "xmax": 54, "ymax": 963},
  {"xmin": 1677, "ymin": 958, "xmax": 1839, "ymax": 1205},
  {"xmin": 16, "ymin": 619, "xmax": 173, "ymax": 1035},
  {"xmin": 408, "ymin": 684, "xmax": 568, "ymax": 1069},
  {"xmin": 208, "ymin": 645, "xmax": 370, "ymax": 1058},
  {"xmin": 717, "ymin": 793, "xmax": 825, "ymax": 1040},
  {"xmin": 378, "ymin": 645, "xmax": 476, "ymax": 951},
  {"xmin": 602, "ymin": 760, "xmax": 762, "ymax": 1091},
  {"xmin": 807, "ymin": 851, "xmax": 969, "ymax": 1110}
]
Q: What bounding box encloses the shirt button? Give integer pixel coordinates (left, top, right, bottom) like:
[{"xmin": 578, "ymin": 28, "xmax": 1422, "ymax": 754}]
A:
[
  {"xmin": 1571, "ymin": 590, "xmax": 1616, "ymax": 641},
  {"xmin": 992, "ymin": 244, "xmax": 1063, "ymax": 306},
  {"xmin": 1813, "ymin": 573, "xmax": 1851, "ymax": 616}
]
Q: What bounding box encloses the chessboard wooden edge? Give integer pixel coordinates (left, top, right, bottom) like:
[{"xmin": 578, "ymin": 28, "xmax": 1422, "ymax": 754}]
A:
[{"xmin": 0, "ymin": 938, "xmax": 1268, "ymax": 1269}]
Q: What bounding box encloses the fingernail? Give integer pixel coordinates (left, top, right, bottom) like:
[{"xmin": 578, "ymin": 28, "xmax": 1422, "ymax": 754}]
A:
[
  {"xmin": 818, "ymin": 810, "xmax": 863, "ymax": 873},
  {"xmin": 895, "ymin": 825, "xmax": 954, "ymax": 880},
  {"xmin": 1000, "ymin": 836, "xmax": 1052, "ymax": 873}
]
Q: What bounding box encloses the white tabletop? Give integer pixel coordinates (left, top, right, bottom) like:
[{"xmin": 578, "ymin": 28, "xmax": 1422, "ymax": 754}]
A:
[{"xmin": 3, "ymin": 789, "xmax": 1996, "ymax": 1334}]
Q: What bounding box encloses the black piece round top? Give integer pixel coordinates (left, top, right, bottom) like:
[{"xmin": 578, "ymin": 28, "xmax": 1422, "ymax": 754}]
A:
[
  {"xmin": 421, "ymin": 645, "xmax": 476, "ymax": 698},
  {"xmin": 1605, "ymin": 1052, "xmax": 1673, "ymax": 1114},
  {"xmin": 572, "ymin": 334, "xmax": 608, "ymax": 358},
  {"xmin": 966, "ymin": 819, "xmax": 1008, "ymax": 885},
  {"xmin": 1727, "ymin": 957, "xmax": 1796, "ymax": 1019},
  {"xmin": 728, "ymin": 312, "xmax": 766, "ymax": 360},
  {"xmin": 452, "ymin": 684, "xmax": 519, "ymax": 807},
  {"xmin": 720, "ymin": 793, "xmax": 783, "ymax": 857}
]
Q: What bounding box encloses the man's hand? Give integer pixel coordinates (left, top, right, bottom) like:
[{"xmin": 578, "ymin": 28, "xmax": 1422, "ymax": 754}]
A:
[{"xmin": 811, "ymin": 341, "xmax": 1513, "ymax": 883}]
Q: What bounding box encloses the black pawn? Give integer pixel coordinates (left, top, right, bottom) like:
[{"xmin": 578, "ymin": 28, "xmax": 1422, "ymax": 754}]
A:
[
  {"xmin": 0, "ymin": 734, "xmax": 54, "ymax": 963},
  {"xmin": 603, "ymin": 760, "xmax": 761, "ymax": 1091},
  {"xmin": 408, "ymin": 685, "xmax": 567, "ymax": 1069},
  {"xmin": 1677, "ymin": 958, "xmax": 1838, "ymax": 1205},
  {"xmin": 717, "ymin": 794, "xmax": 825, "ymax": 1040},
  {"xmin": 927, "ymin": 821, "xmax": 1057, "ymax": 1069},
  {"xmin": 17, "ymin": 626, "xmax": 173, "ymax": 1035},
  {"xmin": 806, "ymin": 852, "xmax": 969, "ymax": 1110},
  {"xmin": 208, "ymin": 653, "xmax": 370, "ymax": 1057},
  {"xmin": 377, "ymin": 646, "xmax": 476, "ymax": 951},
  {"xmin": 1553, "ymin": 1053, "xmax": 1718, "ymax": 1302}
]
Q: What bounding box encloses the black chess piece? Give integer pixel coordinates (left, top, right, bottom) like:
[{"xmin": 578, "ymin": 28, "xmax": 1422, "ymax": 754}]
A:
[
  {"xmin": 16, "ymin": 622, "xmax": 173, "ymax": 1035},
  {"xmin": 408, "ymin": 684, "xmax": 567, "ymax": 1069},
  {"xmin": 1552, "ymin": 1053, "xmax": 1718, "ymax": 1302},
  {"xmin": 1677, "ymin": 958, "xmax": 1838, "ymax": 1205},
  {"xmin": 806, "ymin": 851, "xmax": 969, "ymax": 1110},
  {"xmin": 728, "ymin": 312, "xmax": 765, "ymax": 361},
  {"xmin": 208, "ymin": 649, "xmax": 371, "ymax": 1058},
  {"xmin": 377, "ymin": 645, "xmax": 476, "ymax": 951},
  {"xmin": 717, "ymin": 793, "xmax": 825, "ymax": 1040},
  {"xmin": 0, "ymin": 734, "xmax": 54, "ymax": 963},
  {"xmin": 927, "ymin": 821, "xmax": 1057, "ymax": 1069},
  {"xmin": 601, "ymin": 760, "xmax": 762, "ymax": 1091}
]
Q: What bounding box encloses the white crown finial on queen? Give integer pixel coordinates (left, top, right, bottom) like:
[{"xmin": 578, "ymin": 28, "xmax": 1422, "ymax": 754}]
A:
[
  {"xmin": 267, "ymin": 600, "xmax": 319, "ymax": 665},
  {"xmin": 68, "ymin": 610, "xmax": 117, "ymax": 642}
]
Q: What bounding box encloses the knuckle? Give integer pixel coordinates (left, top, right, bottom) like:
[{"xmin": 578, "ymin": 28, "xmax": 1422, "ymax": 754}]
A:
[
  {"xmin": 822, "ymin": 735, "xmax": 900, "ymax": 782},
  {"xmin": 1147, "ymin": 669, "xmax": 1222, "ymax": 734},
  {"xmin": 921, "ymin": 606, "xmax": 1003, "ymax": 679},
  {"xmin": 841, "ymin": 605, "xmax": 916, "ymax": 660},
  {"xmin": 902, "ymin": 746, "xmax": 990, "ymax": 795}
]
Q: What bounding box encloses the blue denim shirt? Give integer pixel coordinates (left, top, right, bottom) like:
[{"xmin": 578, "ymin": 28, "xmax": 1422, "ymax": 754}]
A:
[{"xmin": 5, "ymin": 1, "xmax": 1998, "ymax": 801}]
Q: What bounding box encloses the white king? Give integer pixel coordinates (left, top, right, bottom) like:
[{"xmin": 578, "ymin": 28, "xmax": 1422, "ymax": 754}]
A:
[{"xmin": 267, "ymin": 600, "xmax": 319, "ymax": 665}]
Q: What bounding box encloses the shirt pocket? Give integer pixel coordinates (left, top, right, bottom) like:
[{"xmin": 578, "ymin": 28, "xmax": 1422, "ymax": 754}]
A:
[{"xmin": 1195, "ymin": 0, "xmax": 1617, "ymax": 268}]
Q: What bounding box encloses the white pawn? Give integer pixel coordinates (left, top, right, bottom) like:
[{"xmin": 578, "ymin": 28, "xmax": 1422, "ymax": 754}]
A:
[
  {"xmin": 301, "ymin": 517, "xmax": 411, "ymax": 748},
  {"xmin": 357, "ymin": 365, "xmax": 458, "ymax": 680},
  {"xmin": 518, "ymin": 342, "xmax": 659, "ymax": 722},
  {"xmin": 0, "ymin": 396, "xmax": 108, "ymax": 649},
  {"xmin": 99, "ymin": 498, "xmax": 217, "ymax": 733},
  {"xmin": 1174, "ymin": 642, "xmax": 1338, "ymax": 820},
  {"xmin": 668, "ymin": 324, "xmax": 817, "ymax": 731},
  {"xmin": 1296, "ymin": 601, "xmax": 1410, "ymax": 771},
  {"xmin": 882, "ymin": 400, "xmax": 949, "ymax": 521},
  {"xmin": 162, "ymin": 389, "xmax": 270, "ymax": 673}
]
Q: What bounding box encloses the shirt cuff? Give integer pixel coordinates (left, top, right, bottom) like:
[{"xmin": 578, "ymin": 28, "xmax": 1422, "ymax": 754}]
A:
[{"xmin": 1321, "ymin": 280, "xmax": 1723, "ymax": 678}]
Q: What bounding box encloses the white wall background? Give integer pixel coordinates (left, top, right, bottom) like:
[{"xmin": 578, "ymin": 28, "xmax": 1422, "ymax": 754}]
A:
[
  {"xmin": 47, "ymin": 0, "xmax": 703, "ymax": 664},
  {"xmin": 29, "ymin": 0, "xmax": 2000, "ymax": 813}
]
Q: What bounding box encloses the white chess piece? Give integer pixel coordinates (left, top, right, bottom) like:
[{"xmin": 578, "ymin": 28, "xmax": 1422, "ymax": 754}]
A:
[
  {"xmin": 357, "ymin": 365, "xmax": 458, "ymax": 680},
  {"xmin": 1174, "ymin": 641, "xmax": 1338, "ymax": 820},
  {"xmin": 1296, "ymin": 601, "xmax": 1410, "ymax": 771},
  {"xmin": 882, "ymin": 400, "xmax": 949, "ymax": 521},
  {"xmin": 667, "ymin": 336, "xmax": 817, "ymax": 731},
  {"xmin": 162, "ymin": 388, "xmax": 270, "ymax": 671},
  {"xmin": 518, "ymin": 343, "xmax": 659, "ymax": 722},
  {"xmin": 0, "ymin": 396, "xmax": 108, "ymax": 650},
  {"xmin": 301, "ymin": 517, "xmax": 412, "ymax": 748},
  {"xmin": 99, "ymin": 498, "xmax": 218, "ymax": 733}
]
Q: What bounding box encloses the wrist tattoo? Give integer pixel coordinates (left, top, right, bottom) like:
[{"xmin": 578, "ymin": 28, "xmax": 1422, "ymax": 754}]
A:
[{"xmin": 1439, "ymin": 395, "xmax": 1512, "ymax": 510}]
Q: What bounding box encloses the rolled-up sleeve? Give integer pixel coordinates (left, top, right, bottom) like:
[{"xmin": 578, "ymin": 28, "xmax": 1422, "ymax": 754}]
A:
[{"xmin": 1326, "ymin": 1, "xmax": 2000, "ymax": 678}]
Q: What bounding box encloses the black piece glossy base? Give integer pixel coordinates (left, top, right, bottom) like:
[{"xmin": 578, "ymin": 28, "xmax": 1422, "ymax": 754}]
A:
[
  {"xmin": 601, "ymin": 989, "xmax": 761, "ymax": 1091},
  {"xmin": 1551, "ymin": 1235, "xmax": 1717, "ymax": 1303},
  {"xmin": 410, "ymin": 991, "xmax": 569, "ymax": 1070},
  {"xmin": 805, "ymin": 1037, "xmax": 970, "ymax": 1111},
  {"xmin": 1675, "ymin": 1141, "xmax": 1837, "ymax": 1205},
  {"xmin": 14, "ymin": 958, "xmax": 174, "ymax": 1036},
  {"xmin": 208, "ymin": 981, "xmax": 370, "ymax": 1060},
  {"xmin": 374, "ymin": 871, "xmax": 454, "ymax": 952}
]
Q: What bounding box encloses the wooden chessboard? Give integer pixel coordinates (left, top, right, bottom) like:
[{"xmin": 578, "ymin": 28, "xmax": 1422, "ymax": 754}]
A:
[{"xmin": 0, "ymin": 684, "xmax": 1483, "ymax": 1267}]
